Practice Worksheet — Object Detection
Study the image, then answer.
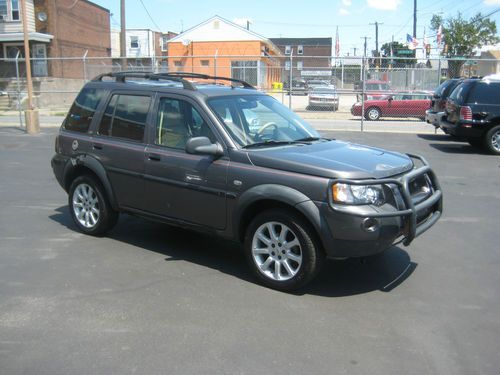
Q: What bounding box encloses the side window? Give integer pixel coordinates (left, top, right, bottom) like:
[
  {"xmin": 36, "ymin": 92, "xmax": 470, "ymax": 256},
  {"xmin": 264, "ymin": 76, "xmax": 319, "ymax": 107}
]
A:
[
  {"xmin": 156, "ymin": 98, "xmax": 215, "ymax": 149},
  {"xmin": 469, "ymin": 83, "xmax": 500, "ymax": 105},
  {"xmin": 64, "ymin": 88, "xmax": 105, "ymax": 133},
  {"xmin": 97, "ymin": 94, "xmax": 150, "ymax": 142}
]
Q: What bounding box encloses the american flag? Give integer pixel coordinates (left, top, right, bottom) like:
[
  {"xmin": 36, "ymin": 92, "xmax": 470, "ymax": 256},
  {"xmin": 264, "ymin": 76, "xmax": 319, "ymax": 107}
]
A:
[{"xmin": 406, "ymin": 34, "xmax": 418, "ymax": 50}]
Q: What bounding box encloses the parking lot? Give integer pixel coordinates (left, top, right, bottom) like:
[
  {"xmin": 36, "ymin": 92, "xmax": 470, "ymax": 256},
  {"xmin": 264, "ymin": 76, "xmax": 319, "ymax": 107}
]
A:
[{"xmin": 1, "ymin": 125, "xmax": 499, "ymax": 374}]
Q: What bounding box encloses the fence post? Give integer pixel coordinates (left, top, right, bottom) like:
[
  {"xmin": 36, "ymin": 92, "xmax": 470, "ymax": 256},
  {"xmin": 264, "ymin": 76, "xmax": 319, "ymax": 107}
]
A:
[
  {"xmin": 361, "ymin": 56, "xmax": 366, "ymax": 132},
  {"xmin": 214, "ymin": 49, "xmax": 218, "ymax": 82},
  {"xmin": 437, "ymin": 57, "xmax": 442, "ymax": 87},
  {"xmin": 82, "ymin": 49, "xmax": 88, "ymax": 82},
  {"xmin": 288, "ymin": 49, "xmax": 293, "ymax": 109},
  {"xmin": 15, "ymin": 51, "xmax": 23, "ymax": 129},
  {"xmin": 341, "ymin": 58, "xmax": 344, "ymax": 89}
]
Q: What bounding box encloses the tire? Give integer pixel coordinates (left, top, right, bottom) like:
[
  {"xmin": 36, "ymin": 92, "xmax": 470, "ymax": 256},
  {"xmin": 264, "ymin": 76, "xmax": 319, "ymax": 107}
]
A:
[
  {"xmin": 244, "ymin": 209, "xmax": 325, "ymax": 292},
  {"xmin": 484, "ymin": 125, "xmax": 500, "ymax": 155},
  {"xmin": 68, "ymin": 174, "xmax": 118, "ymax": 235},
  {"xmin": 365, "ymin": 107, "xmax": 381, "ymax": 121}
]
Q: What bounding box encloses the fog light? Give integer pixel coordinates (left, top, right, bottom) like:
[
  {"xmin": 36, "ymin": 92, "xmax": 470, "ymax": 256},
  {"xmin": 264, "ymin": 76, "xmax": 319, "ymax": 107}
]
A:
[{"xmin": 362, "ymin": 218, "xmax": 379, "ymax": 232}]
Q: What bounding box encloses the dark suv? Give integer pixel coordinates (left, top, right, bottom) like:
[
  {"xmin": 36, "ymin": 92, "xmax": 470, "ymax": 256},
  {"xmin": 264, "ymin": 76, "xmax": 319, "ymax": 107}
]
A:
[
  {"xmin": 51, "ymin": 72, "xmax": 443, "ymax": 291},
  {"xmin": 425, "ymin": 78, "xmax": 463, "ymax": 128},
  {"xmin": 441, "ymin": 76, "xmax": 500, "ymax": 154}
]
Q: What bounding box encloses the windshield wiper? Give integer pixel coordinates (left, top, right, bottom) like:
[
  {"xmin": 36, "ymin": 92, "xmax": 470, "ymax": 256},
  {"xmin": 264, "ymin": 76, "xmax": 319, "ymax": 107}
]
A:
[
  {"xmin": 242, "ymin": 140, "xmax": 301, "ymax": 149},
  {"xmin": 294, "ymin": 136, "xmax": 332, "ymax": 142}
]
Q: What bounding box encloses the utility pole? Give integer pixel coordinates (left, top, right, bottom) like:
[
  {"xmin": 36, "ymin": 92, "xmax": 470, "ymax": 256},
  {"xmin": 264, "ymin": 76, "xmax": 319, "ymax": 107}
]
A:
[
  {"xmin": 120, "ymin": 0, "xmax": 127, "ymax": 70},
  {"xmin": 369, "ymin": 22, "xmax": 383, "ymax": 56},
  {"xmin": 413, "ymin": 0, "xmax": 417, "ymax": 38},
  {"xmin": 351, "ymin": 47, "xmax": 357, "ymax": 56},
  {"xmin": 361, "ymin": 36, "xmax": 370, "ymax": 57},
  {"xmin": 20, "ymin": 0, "xmax": 39, "ymax": 133}
]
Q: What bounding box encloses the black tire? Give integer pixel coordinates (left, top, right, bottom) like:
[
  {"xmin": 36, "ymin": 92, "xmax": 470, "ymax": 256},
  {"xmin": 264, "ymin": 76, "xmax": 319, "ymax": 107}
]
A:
[
  {"xmin": 68, "ymin": 174, "xmax": 118, "ymax": 235},
  {"xmin": 483, "ymin": 125, "xmax": 500, "ymax": 155},
  {"xmin": 365, "ymin": 107, "xmax": 381, "ymax": 121},
  {"xmin": 244, "ymin": 209, "xmax": 325, "ymax": 292}
]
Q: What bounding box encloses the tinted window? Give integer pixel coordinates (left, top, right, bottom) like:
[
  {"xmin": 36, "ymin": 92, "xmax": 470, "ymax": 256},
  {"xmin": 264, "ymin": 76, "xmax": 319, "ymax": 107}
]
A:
[
  {"xmin": 156, "ymin": 98, "xmax": 215, "ymax": 149},
  {"xmin": 449, "ymin": 82, "xmax": 473, "ymax": 105},
  {"xmin": 64, "ymin": 88, "xmax": 105, "ymax": 133},
  {"xmin": 98, "ymin": 94, "xmax": 150, "ymax": 142},
  {"xmin": 468, "ymin": 82, "xmax": 500, "ymax": 105}
]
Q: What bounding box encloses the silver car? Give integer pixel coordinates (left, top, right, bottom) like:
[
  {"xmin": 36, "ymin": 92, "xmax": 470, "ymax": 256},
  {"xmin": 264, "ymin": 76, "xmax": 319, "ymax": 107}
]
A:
[{"xmin": 307, "ymin": 86, "xmax": 339, "ymax": 111}]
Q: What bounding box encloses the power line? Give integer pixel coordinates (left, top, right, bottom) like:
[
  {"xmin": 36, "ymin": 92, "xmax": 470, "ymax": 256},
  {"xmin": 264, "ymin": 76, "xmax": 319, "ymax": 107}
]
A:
[{"xmin": 138, "ymin": 0, "xmax": 162, "ymax": 31}]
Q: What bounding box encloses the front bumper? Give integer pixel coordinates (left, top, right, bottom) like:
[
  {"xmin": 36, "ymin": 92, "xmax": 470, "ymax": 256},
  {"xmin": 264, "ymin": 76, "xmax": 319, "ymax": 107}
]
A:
[
  {"xmin": 310, "ymin": 154, "xmax": 443, "ymax": 258},
  {"xmin": 425, "ymin": 110, "xmax": 444, "ymax": 127}
]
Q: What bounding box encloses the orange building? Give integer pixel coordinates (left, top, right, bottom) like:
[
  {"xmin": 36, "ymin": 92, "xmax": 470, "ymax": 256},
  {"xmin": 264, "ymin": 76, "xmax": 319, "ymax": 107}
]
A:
[{"xmin": 167, "ymin": 16, "xmax": 282, "ymax": 89}]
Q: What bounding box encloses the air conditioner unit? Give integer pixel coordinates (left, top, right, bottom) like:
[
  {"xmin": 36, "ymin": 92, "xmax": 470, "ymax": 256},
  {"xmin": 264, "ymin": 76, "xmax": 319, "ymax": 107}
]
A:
[{"xmin": 0, "ymin": 14, "xmax": 7, "ymax": 21}]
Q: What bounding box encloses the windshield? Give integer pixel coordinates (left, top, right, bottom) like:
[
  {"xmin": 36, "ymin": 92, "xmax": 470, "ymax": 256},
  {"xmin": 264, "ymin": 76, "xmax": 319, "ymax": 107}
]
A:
[{"xmin": 208, "ymin": 95, "xmax": 320, "ymax": 147}]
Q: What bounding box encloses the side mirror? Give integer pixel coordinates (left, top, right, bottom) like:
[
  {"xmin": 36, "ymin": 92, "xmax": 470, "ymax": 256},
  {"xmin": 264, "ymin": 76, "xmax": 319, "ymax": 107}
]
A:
[{"xmin": 185, "ymin": 136, "xmax": 223, "ymax": 157}]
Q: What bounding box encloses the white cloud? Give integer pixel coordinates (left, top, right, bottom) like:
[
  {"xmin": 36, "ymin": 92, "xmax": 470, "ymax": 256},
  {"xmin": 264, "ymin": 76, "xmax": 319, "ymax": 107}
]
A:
[
  {"xmin": 484, "ymin": 0, "xmax": 500, "ymax": 5},
  {"xmin": 366, "ymin": 0, "xmax": 401, "ymax": 10},
  {"xmin": 339, "ymin": 8, "xmax": 351, "ymax": 16},
  {"xmin": 342, "ymin": 0, "xmax": 352, "ymax": 6}
]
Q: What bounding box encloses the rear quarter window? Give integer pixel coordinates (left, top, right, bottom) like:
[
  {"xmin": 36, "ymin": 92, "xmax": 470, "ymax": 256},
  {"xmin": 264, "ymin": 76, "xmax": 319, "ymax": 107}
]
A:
[
  {"xmin": 63, "ymin": 88, "xmax": 105, "ymax": 133},
  {"xmin": 468, "ymin": 82, "xmax": 500, "ymax": 105}
]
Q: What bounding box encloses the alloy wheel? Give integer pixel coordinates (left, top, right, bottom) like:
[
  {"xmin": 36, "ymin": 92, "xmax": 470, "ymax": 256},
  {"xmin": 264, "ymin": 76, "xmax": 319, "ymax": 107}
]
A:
[{"xmin": 72, "ymin": 183, "xmax": 100, "ymax": 228}]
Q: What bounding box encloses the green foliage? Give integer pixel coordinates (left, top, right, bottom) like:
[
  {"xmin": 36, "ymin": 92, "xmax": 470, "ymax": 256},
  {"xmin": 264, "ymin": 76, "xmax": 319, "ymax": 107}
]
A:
[
  {"xmin": 430, "ymin": 12, "xmax": 499, "ymax": 58},
  {"xmin": 380, "ymin": 41, "xmax": 416, "ymax": 67}
]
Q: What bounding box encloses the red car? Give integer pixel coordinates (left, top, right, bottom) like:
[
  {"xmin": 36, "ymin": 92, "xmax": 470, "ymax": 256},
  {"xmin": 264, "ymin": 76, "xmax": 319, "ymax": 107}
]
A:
[{"xmin": 351, "ymin": 92, "xmax": 432, "ymax": 121}]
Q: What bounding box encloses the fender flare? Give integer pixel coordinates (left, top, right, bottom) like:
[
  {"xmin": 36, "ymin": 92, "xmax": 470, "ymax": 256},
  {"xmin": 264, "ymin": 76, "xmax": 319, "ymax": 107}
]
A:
[
  {"xmin": 233, "ymin": 184, "xmax": 325, "ymax": 241},
  {"xmin": 63, "ymin": 154, "xmax": 118, "ymax": 210}
]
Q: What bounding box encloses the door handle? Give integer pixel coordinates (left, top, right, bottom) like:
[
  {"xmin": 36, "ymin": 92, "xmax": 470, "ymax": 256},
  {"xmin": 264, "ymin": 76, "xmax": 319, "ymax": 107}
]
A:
[
  {"xmin": 147, "ymin": 153, "xmax": 161, "ymax": 161},
  {"xmin": 186, "ymin": 174, "xmax": 202, "ymax": 182},
  {"xmin": 93, "ymin": 143, "xmax": 103, "ymax": 150}
]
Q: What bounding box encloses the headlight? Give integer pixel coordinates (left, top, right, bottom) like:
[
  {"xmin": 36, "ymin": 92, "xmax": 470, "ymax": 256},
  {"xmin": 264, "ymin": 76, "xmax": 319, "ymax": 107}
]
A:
[{"xmin": 332, "ymin": 183, "xmax": 385, "ymax": 206}]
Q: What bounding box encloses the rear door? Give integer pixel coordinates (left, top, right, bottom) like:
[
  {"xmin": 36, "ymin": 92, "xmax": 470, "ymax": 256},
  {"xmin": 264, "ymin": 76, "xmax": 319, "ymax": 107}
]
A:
[{"xmin": 92, "ymin": 91, "xmax": 153, "ymax": 209}]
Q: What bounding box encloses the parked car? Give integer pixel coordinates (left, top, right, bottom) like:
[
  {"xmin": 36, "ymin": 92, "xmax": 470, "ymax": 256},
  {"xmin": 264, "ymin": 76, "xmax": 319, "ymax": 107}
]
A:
[
  {"xmin": 441, "ymin": 76, "xmax": 500, "ymax": 154},
  {"xmin": 356, "ymin": 79, "xmax": 393, "ymax": 101},
  {"xmin": 425, "ymin": 78, "xmax": 463, "ymax": 128},
  {"xmin": 51, "ymin": 71, "xmax": 443, "ymax": 291},
  {"xmin": 351, "ymin": 92, "xmax": 432, "ymax": 120},
  {"xmin": 283, "ymin": 79, "xmax": 308, "ymax": 95},
  {"xmin": 307, "ymin": 79, "xmax": 331, "ymax": 90},
  {"xmin": 307, "ymin": 86, "xmax": 339, "ymax": 110}
]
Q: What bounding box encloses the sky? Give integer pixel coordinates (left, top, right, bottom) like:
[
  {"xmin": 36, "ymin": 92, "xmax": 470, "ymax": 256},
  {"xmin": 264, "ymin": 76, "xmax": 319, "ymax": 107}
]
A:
[{"xmin": 92, "ymin": 0, "xmax": 500, "ymax": 56}]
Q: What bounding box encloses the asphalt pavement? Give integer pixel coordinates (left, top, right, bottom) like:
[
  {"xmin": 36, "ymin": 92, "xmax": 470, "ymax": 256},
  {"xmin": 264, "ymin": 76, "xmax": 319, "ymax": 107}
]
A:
[{"xmin": 0, "ymin": 127, "xmax": 499, "ymax": 375}]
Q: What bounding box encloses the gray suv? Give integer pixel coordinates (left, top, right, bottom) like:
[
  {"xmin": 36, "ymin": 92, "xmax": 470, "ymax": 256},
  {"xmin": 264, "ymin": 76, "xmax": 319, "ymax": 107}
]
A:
[{"xmin": 51, "ymin": 72, "xmax": 443, "ymax": 291}]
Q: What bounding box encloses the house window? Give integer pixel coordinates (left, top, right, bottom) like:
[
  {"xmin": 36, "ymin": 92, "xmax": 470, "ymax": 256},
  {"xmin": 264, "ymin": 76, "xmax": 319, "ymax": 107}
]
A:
[
  {"xmin": 161, "ymin": 36, "xmax": 168, "ymax": 52},
  {"xmin": 297, "ymin": 45, "xmax": 303, "ymax": 55},
  {"xmin": 130, "ymin": 36, "xmax": 139, "ymax": 49},
  {"xmin": 4, "ymin": 44, "xmax": 24, "ymax": 58},
  {"xmin": 10, "ymin": 0, "xmax": 18, "ymax": 20},
  {"xmin": 200, "ymin": 59, "xmax": 209, "ymax": 66},
  {"xmin": 174, "ymin": 60, "xmax": 183, "ymax": 67},
  {"xmin": 285, "ymin": 45, "xmax": 291, "ymax": 55},
  {"xmin": 213, "ymin": 20, "xmax": 219, "ymax": 29},
  {"xmin": 285, "ymin": 60, "xmax": 291, "ymax": 71},
  {"xmin": 297, "ymin": 61, "xmax": 303, "ymax": 70}
]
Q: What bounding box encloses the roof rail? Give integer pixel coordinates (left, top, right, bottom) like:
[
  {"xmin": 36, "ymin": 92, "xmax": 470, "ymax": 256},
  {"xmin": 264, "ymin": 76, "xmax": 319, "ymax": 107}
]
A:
[
  {"xmin": 91, "ymin": 71, "xmax": 197, "ymax": 90},
  {"xmin": 91, "ymin": 71, "xmax": 255, "ymax": 90}
]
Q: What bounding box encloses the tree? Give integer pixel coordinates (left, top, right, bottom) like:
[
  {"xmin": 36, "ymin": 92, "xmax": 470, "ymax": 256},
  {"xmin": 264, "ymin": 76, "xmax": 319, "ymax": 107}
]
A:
[
  {"xmin": 430, "ymin": 12, "xmax": 499, "ymax": 77},
  {"xmin": 380, "ymin": 41, "xmax": 416, "ymax": 67}
]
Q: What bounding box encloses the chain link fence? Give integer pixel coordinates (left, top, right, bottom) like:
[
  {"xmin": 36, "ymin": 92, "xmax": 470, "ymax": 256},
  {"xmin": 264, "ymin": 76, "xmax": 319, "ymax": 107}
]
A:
[{"xmin": 0, "ymin": 54, "xmax": 497, "ymax": 131}]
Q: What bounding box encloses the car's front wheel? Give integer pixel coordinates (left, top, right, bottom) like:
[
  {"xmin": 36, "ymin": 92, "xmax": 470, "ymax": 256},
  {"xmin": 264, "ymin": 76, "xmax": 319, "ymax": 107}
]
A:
[
  {"xmin": 68, "ymin": 175, "xmax": 118, "ymax": 235},
  {"xmin": 484, "ymin": 125, "xmax": 500, "ymax": 155},
  {"xmin": 365, "ymin": 107, "xmax": 381, "ymax": 121},
  {"xmin": 244, "ymin": 209, "xmax": 325, "ymax": 291}
]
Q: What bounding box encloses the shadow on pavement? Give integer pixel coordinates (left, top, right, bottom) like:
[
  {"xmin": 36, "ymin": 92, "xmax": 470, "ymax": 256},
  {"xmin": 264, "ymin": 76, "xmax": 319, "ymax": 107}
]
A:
[{"xmin": 50, "ymin": 206, "xmax": 417, "ymax": 297}]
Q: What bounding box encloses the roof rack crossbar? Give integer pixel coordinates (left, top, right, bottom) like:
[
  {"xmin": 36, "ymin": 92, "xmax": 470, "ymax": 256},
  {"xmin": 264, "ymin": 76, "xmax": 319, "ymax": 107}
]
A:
[{"xmin": 163, "ymin": 72, "xmax": 255, "ymax": 89}]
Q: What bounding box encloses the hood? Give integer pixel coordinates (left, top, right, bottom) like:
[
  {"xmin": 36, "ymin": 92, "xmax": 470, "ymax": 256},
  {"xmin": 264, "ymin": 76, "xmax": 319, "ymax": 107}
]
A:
[{"xmin": 246, "ymin": 140, "xmax": 413, "ymax": 179}]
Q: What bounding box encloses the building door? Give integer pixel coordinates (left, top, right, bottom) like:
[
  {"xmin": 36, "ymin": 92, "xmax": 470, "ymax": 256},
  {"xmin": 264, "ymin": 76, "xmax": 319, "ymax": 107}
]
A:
[{"xmin": 33, "ymin": 44, "xmax": 47, "ymax": 77}]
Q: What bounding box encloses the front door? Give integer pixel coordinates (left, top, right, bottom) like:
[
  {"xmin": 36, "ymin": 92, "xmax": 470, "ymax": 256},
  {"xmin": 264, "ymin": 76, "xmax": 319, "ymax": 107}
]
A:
[
  {"xmin": 33, "ymin": 44, "xmax": 48, "ymax": 77},
  {"xmin": 143, "ymin": 95, "xmax": 228, "ymax": 229}
]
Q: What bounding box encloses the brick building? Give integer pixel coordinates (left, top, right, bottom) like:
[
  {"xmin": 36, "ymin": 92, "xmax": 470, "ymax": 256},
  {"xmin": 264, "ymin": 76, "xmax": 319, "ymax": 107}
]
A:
[
  {"xmin": 270, "ymin": 37, "xmax": 332, "ymax": 82},
  {"xmin": 34, "ymin": 0, "xmax": 111, "ymax": 78},
  {"xmin": 167, "ymin": 15, "xmax": 282, "ymax": 89}
]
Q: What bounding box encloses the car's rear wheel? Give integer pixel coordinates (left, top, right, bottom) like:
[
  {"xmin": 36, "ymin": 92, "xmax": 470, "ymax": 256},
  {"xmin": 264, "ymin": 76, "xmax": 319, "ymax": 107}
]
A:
[
  {"xmin": 244, "ymin": 209, "xmax": 325, "ymax": 291},
  {"xmin": 69, "ymin": 175, "xmax": 118, "ymax": 235},
  {"xmin": 365, "ymin": 107, "xmax": 381, "ymax": 121},
  {"xmin": 484, "ymin": 125, "xmax": 500, "ymax": 155}
]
